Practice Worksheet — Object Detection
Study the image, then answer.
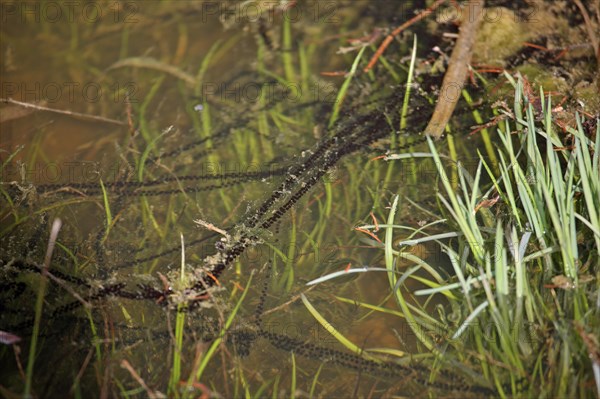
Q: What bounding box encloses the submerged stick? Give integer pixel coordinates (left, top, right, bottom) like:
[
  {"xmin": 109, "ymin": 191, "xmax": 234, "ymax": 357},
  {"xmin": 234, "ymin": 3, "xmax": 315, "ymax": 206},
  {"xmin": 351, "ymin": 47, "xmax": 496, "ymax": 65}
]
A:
[
  {"xmin": 424, "ymin": 0, "xmax": 484, "ymax": 139},
  {"xmin": 0, "ymin": 98, "xmax": 126, "ymax": 126}
]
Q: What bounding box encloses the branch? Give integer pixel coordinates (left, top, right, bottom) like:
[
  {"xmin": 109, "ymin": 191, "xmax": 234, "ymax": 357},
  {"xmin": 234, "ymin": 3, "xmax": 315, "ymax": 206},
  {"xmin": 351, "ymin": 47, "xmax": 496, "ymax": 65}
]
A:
[
  {"xmin": 0, "ymin": 98, "xmax": 126, "ymax": 126},
  {"xmin": 424, "ymin": 0, "xmax": 484, "ymax": 139}
]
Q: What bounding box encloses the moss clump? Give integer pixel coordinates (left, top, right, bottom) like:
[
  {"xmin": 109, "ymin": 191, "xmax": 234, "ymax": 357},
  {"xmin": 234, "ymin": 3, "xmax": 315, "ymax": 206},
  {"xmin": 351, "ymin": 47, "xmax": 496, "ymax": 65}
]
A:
[
  {"xmin": 473, "ymin": 4, "xmax": 573, "ymax": 66},
  {"xmin": 473, "ymin": 7, "xmax": 531, "ymax": 65},
  {"xmin": 514, "ymin": 64, "xmax": 569, "ymax": 93},
  {"xmin": 573, "ymin": 81, "xmax": 600, "ymax": 112}
]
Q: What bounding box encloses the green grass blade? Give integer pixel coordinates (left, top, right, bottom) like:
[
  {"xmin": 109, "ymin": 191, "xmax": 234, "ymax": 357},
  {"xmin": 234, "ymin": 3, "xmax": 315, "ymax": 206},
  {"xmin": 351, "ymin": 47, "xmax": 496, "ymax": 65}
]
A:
[
  {"xmin": 328, "ymin": 46, "xmax": 366, "ymax": 128},
  {"xmin": 300, "ymin": 293, "xmax": 379, "ymax": 362}
]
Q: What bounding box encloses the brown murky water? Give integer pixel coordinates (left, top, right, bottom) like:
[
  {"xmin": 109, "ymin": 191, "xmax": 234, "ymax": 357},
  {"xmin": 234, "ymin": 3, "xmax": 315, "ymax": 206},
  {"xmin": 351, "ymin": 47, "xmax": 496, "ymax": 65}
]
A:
[{"xmin": 1, "ymin": 1, "xmax": 491, "ymax": 397}]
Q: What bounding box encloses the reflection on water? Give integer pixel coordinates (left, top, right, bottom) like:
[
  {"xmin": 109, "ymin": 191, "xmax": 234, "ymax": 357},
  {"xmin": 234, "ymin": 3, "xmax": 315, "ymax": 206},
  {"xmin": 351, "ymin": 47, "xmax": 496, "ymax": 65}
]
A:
[{"xmin": 1, "ymin": 1, "xmax": 494, "ymax": 397}]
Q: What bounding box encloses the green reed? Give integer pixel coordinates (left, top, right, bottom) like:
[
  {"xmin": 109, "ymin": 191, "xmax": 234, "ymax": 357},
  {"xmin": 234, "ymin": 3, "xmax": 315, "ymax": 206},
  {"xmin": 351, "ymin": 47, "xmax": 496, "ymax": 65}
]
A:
[{"xmin": 365, "ymin": 76, "xmax": 600, "ymax": 397}]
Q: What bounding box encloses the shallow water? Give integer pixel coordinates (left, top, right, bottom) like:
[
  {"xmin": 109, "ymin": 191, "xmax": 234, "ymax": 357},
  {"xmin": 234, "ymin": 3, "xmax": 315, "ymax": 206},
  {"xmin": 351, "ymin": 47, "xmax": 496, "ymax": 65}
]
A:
[{"xmin": 1, "ymin": 1, "xmax": 496, "ymax": 397}]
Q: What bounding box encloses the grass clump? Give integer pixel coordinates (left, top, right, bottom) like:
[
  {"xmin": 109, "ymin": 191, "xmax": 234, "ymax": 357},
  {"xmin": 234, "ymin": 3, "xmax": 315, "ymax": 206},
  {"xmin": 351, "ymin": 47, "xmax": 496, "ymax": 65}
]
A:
[{"xmin": 377, "ymin": 75, "xmax": 599, "ymax": 397}]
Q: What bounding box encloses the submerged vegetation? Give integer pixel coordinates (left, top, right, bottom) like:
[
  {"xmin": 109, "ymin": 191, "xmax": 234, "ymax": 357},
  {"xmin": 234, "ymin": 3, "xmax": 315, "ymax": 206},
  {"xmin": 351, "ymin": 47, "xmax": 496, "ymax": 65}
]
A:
[{"xmin": 1, "ymin": 0, "xmax": 599, "ymax": 397}]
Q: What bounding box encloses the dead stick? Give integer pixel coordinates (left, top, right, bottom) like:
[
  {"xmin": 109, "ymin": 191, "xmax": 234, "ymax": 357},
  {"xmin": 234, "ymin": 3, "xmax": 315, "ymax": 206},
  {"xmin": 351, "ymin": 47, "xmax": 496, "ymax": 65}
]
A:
[
  {"xmin": 120, "ymin": 359, "xmax": 159, "ymax": 399},
  {"xmin": 0, "ymin": 98, "xmax": 126, "ymax": 126},
  {"xmin": 573, "ymin": 0, "xmax": 599, "ymax": 62},
  {"xmin": 573, "ymin": 0, "xmax": 600, "ymax": 92},
  {"xmin": 424, "ymin": 0, "xmax": 484, "ymax": 139}
]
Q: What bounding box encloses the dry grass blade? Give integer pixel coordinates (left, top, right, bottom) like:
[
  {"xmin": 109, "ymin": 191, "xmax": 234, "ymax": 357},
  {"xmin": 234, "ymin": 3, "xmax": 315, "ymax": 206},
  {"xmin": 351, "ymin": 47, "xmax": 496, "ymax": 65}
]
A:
[
  {"xmin": 107, "ymin": 57, "xmax": 197, "ymax": 86},
  {"xmin": 0, "ymin": 331, "xmax": 21, "ymax": 345},
  {"xmin": 24, "ymin": 218, "xmax": 62, "ymax": 397}
]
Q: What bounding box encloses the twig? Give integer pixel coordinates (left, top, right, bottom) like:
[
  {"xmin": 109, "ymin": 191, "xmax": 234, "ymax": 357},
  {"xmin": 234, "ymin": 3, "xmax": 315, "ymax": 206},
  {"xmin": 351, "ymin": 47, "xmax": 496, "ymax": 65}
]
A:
[
  {"xmin": 0, "ymin": 98, "xmax": 126, "ymax": 126},
  {"xmin": 194, "ymin": 218, "xmax": 230, "ymax": 239},
  {"xmin": 69, "ymin": 348, "xmax": 95, "ymax": 394},
  {"xmin": 13, "ymin": 344, "xmax": 26, "ymax": 380},
  {"xmin": 573, "ymin": 0, "xmax": 600, "ymax": 91},
  {"xmin": 574, "ymin": 0, "xmax": 599, "ymax": 63},
  {"xmin": 41, "ymin": 267, "xmax": 92, "ymax": 308},
  {"xmin": 364, "ymin": 0, "xmax": 447, "ymax": 73},
  {"xmin": 120, "ymin": 359, "xmax": 163, "ymax": 399},
  {"xmin": 424, "ymin": 0, "xmax": 485, "ymax": 139},
  {"xmin": 261, "ymin": 286, "xmax": 316, "ymax": 316}
]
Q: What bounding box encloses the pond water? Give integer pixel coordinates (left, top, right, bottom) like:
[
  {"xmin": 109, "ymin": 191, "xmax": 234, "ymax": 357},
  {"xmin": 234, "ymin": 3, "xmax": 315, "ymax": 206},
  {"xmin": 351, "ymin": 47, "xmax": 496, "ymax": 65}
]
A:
[{"xmin": 1, "ymin": 1, "xmax": 505, "ymax": 397}]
